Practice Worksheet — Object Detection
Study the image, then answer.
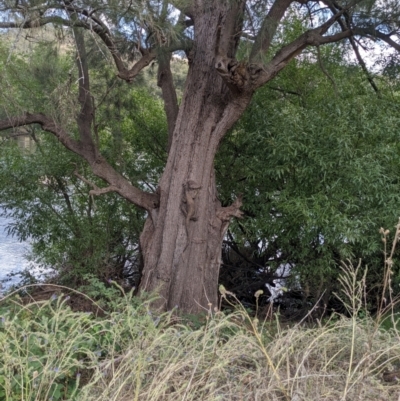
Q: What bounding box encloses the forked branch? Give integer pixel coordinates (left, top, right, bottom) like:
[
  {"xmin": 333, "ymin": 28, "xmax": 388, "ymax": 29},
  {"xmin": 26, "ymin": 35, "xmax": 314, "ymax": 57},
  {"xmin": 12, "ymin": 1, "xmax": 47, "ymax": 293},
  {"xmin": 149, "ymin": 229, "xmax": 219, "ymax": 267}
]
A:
[{"xmin": 73, "ymin": 165, "xmax": 118, "ymax": 196}]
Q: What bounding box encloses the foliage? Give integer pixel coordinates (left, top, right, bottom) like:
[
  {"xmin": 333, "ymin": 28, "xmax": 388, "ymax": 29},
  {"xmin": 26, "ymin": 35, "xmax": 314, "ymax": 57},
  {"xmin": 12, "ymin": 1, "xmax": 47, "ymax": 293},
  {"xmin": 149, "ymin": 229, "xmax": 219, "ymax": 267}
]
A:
[
  {"xmin": 217, "ymin": 52, "xmax": 400, "ymax": 308},
  {"xmin": 0, "ymin": 134, "xmax": 141, "ymax": 287},
  {"xmin": 0, "ymin": 37, "xmax": 168, "ymax": 289}
]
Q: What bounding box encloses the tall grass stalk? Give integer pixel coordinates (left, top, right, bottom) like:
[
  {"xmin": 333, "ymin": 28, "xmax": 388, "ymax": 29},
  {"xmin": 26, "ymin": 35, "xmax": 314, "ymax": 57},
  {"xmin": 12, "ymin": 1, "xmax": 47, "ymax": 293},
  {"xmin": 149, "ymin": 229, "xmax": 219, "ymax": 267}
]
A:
[{"xmin": 378, "ymin": 220, "xmax": 400, "ymax": 330}]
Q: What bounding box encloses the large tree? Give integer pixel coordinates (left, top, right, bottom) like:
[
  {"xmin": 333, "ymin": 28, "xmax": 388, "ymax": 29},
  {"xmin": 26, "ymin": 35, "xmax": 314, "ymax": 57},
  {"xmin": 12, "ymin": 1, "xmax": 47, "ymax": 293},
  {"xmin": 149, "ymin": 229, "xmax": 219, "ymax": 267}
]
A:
[{"xmin": 0, "ymin": 0, "xmax": 399, "ymax": 313}]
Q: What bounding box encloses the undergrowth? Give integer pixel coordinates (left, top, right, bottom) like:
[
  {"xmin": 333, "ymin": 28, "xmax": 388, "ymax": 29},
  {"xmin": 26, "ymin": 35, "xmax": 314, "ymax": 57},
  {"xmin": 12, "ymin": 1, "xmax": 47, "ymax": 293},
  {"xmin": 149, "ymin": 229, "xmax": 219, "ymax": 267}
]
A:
[{"xmin": 1, "ymin": 222, "xmax": 400, "ymax": 400}]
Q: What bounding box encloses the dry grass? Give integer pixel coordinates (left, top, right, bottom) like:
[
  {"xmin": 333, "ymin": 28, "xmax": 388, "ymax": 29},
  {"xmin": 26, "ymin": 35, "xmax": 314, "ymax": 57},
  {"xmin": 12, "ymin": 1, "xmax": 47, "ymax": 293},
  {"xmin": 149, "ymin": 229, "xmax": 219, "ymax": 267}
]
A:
[
  {"xmin": 77, "ymin": 286, "xmax": 400, "ymax": 401},
  {"xmin": 2, "ymin": 272, "xmax": 400, "ymax": 401},
  {"xmin": 3, "ymin": 223, "xmax": 400, "ymax": 400}
]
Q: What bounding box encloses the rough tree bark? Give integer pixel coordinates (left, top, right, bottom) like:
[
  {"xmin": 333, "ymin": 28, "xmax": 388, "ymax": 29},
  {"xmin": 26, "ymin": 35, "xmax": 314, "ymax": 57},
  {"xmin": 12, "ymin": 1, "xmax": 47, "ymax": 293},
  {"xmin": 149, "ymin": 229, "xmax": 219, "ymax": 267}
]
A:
[
  {"xmin": 0, "ymin": 0, "xmax": 398, "ymax": 313},
  {"xmin": 139, "ymin": 1, "xmax": 251, "ymax": 312}
]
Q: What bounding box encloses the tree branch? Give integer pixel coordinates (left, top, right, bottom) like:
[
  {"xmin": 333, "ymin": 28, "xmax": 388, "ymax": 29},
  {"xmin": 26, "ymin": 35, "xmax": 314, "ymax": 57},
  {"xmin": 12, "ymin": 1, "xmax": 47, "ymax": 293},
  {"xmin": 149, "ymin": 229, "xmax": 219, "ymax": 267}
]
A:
[
  {"xmin": 0, "ymin": 16, "xmax": 70, "ymax": 29},
  {"xmin": 268, "ymin": 86, "xmax": 302, "ymax": 97},
  {"xmin": 217, "ymin": 195, "xmax": 244, "ymax": 221},
  {"xmin": 250, "ymin": 0, "xmax": 294, "ymax": 62},
  {"xmin": 69, "ymin": 11, "xmax": 95, "ymax": 151},
  {"xmin": 316, "ymin": 45, "xmax": 338, "ymax": 96},
  {"xmin": 213, "ymin": 1, "xmax": 250, "ymax": 93},
  {"xmin": 63, "ymin": 0, "xmax": 157, "ymax": 83},
  {"xmin": 253, "ymin": 9, "xmax": 350, "ymax": 88},
  {"xmin": 157, "ymin": 52, "xmax": 179, "ymax": 152},
  {"xmin": 0, "ymin": 113, "xmax": 159, "ymax": 211},
  {"xmin": 353, "ymin": 27, "xmax": 400, "ymax": 52},
  {"xmin": 73, "ymin": 166, "xmax": 118, "ymax": 196},
  {"xmin": 350, "ymin": 37, "xmax": 380, "ymax": 93},
  {"xmin": 169, "ymin": 0, "xmax": 195, "ymax": 19},
  {"xmin": 0, "ymin": 113, "xmax": 81, "ymax": 154},
  {"xmin": 322, "ymin": 0, "xmax": 380, "ymax": 93},
  {"xmin": 216, "ymin": 195, "xmax": 244, "ymax": 240}
]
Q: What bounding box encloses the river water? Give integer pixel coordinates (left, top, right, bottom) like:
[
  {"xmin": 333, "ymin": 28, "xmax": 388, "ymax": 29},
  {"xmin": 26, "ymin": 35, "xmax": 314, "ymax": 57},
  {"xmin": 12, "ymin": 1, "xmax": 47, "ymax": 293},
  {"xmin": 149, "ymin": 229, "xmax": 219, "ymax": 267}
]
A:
[
  {"xmin": 0, "ymin": 137, "xmax": 37, "ymax": 292},
  {"xmin": 0, "ymin": 213, "xmax": 32, "ymax": 290}
]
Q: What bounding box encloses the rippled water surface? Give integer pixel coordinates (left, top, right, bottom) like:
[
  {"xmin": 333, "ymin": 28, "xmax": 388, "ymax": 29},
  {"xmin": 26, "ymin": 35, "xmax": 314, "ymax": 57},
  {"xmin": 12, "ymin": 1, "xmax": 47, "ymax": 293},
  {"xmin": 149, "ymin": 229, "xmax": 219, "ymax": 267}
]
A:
[{"xmin": 0, "ymin": 214, "xmax": 31, "ymax": 288}]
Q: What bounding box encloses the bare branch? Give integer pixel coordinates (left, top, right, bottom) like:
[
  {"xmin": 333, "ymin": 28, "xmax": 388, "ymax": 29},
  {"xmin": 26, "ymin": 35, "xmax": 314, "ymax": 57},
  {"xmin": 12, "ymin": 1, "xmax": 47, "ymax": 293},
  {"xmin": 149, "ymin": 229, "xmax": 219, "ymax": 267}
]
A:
[
  {"xmin": 64, "ymin": 1, "xmax": 157, "ymax": 82},
  {"xmin": 250, "ymin": 0, "xmax": 294, "ymax": 62},
  {"xmin": 0, "ymin": 113, "xmax": 81, "ymax": 154},
  {"xmin": 0, "ymin": 16, "xmax": 71, "ymax": 29},
  {"xmin": 349, "ymin": 37, "xmax": 380, "ymax": 93},
  {"xmin": 73, "ymin": 166, "xmax": 118, "ymax": 196},
  {"xmin": 353, "ymin": 27, "xmax": 400, "ymax": 52},
  {"xmin": 90, "ymin": 186, "xmax": 119, "ymax": 196},
  {"xmin": 63, "ymin": 2, "xmax": 110, "ymax": 34},
  {"xmin": 0, "ymin": 6, "xmax": 156, "ymax": 83},
  {"xmin": 73, "ymin": 165, "xmax": 97, "ymax": 188},
  {"xmin": 0, "ymin": 113, "xmax": 159, "ymax": 210},
  {"xmin": 321, "ymin": 0, "xmax": 380, "ymax": 94},
  {"xmin": 320, "ymin": 0, "xmax": 400, "ymax": 52},
  {"xmin": 117, "ymin": 50, "xmax": 156, "ymax": 82}
]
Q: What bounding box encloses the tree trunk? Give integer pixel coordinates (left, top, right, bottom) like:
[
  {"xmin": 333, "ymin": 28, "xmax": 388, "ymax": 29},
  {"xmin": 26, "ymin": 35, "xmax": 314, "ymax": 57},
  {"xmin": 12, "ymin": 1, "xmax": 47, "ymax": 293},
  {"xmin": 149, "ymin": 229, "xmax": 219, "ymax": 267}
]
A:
[{"xmin": 139, "ymin": 2, "xmax": 251, "ymax": 313}]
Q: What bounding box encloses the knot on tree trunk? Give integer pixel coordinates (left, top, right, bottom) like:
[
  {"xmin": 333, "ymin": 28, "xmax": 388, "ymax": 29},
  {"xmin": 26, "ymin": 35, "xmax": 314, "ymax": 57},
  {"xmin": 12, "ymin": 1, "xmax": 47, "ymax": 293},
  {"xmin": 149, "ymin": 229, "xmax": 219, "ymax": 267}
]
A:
[
  {"xmin": 181, "ymin": 180, "xmax": 201, "ymax": 221},
  {"xmin": 215, "ymin": 57, "xmax": 251, "ymax": 91}
]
